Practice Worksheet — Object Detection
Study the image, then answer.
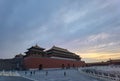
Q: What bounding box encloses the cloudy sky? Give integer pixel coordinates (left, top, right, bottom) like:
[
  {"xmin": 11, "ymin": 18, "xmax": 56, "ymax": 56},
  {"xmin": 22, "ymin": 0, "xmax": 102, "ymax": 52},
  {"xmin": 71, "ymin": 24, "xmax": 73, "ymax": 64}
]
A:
[{"xmin": 0, "ymin": 0, "xmax": 120, "ymax": 63}]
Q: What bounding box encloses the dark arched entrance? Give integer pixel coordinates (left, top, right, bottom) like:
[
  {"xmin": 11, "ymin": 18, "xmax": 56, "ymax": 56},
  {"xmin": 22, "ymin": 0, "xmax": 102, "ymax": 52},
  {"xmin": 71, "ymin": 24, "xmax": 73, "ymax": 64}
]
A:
[
  {"xmin": 73, "ymin": 64, "xmax": 75, "ymax": 68},
  {"xmin": 39, "ymin": 64, "xmax": 43, "ymax": 70},
  {"xmin": 67, "ymin": 64, "xmax": 70, "ymax": 69},
  {"xmin": 62, "ymin": 64, "xmax": 65, "ymax": 69}
]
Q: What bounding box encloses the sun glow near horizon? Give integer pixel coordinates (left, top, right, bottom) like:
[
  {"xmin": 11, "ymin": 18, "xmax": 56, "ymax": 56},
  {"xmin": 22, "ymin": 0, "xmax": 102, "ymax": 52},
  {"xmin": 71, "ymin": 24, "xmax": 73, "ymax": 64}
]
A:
[{"xmin": 76, "ymin": 52, "xmax": 120, "ymax": 63}]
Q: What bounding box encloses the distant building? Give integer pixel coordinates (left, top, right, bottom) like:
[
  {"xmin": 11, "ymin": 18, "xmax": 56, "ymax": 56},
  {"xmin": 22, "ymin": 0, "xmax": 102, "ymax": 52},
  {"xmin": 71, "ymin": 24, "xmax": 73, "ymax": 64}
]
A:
[
  {"xmin": 107, "ymin": 59, "xmax": 120, "ymax": 65},
  {"xmin": 23, "ymin": 45, "xmax": 85, "ymax": 70},
  {"xmin": 86, "ymin": 62, "xmax": 109, "ymax": 66},
  {"xmin": 86, "ymin": 59, "xmax": 120, "ymax": 66},
  {"xmin": 0, "ymin": 59, "xmax": 15, "ymax": 70},
  {"xmin": 0, "ymin": 54, "xmax": 24, "ymax": 71}
]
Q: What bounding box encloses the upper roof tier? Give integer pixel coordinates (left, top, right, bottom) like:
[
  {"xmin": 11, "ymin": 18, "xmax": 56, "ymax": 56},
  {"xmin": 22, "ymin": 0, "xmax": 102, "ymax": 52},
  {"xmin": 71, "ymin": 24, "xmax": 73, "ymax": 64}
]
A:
[
  {"xmin": 27, "ymin": 44, "xmax": 45, "ymax": 50},
  {"xmin": 47, "ymin": 46, "xmax": 70, "ymax": 52},
  {"xmin": 46, "ymin": 46, "xmax": 81, "ymax": 60}
]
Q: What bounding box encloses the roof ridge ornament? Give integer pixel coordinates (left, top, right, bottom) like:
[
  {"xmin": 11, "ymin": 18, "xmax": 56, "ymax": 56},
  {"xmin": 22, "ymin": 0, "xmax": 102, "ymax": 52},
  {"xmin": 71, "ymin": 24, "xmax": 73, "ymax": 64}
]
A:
[{"xmin": 35, "ymin": 44, "xmax": 38, "ymax": 47}]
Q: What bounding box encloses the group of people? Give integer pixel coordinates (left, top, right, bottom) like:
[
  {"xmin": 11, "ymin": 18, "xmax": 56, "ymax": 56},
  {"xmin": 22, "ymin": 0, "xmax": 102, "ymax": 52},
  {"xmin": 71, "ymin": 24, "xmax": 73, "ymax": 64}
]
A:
[
  {"xmin": 25, "ymin": 70, "xmax": 36, "ymax": 76},
  {"xmin": 24, "ymin": 70, "xmax": 67, "ymax": 77}
]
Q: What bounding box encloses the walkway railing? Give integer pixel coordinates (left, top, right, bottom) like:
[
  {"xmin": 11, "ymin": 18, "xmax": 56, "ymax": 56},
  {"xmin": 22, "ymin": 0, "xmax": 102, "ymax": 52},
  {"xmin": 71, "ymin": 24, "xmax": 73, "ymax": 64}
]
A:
[
  {"xmin": 79, "ymin": 66, "xmax": 120, "ymax": 81},
  {"xmin": 0, "ymin": 70, "xmax": 20, "ymax": 76}
]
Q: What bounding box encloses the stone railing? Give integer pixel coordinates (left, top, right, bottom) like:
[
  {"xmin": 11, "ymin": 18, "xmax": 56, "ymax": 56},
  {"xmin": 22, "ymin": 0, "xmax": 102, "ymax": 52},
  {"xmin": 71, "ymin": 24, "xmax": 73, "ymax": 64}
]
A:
[
  {"xmin": 0, "ymin": 70, "xmax": 20, "ymax": 76},
  {"xmin": 79, "ymin": 67, "xmax": 120, "ymax": 81}
]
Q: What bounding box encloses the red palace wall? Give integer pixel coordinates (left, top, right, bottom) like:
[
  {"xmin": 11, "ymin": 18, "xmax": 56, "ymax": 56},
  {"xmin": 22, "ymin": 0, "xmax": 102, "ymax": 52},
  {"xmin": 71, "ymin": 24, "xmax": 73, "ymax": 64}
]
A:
[{"xmin": 23, "ymin": 57, "xmax": 85, "ymax": 69}]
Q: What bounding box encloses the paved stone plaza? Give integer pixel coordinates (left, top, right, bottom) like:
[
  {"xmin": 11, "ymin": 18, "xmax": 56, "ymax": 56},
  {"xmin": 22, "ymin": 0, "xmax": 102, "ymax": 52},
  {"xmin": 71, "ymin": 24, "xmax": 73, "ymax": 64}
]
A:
[
  {"xmin": 0, "ymin": 76, "xmax": 33, "ymax": 81},
  {"xmin": 0, "ymin": 69, "xmax": 111, "ymax": 81},
  {"xmin": 18, "ymin": 69, "xmax": 105, "ymax": 81}
]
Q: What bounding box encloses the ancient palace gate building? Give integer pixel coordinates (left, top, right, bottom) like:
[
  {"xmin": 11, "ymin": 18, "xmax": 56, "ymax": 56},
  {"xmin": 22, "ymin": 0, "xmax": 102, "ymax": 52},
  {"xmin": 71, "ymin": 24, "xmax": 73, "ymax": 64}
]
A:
[{"xmin": 23, "ymin": 45, "xmax": 85, "ymax": 70}]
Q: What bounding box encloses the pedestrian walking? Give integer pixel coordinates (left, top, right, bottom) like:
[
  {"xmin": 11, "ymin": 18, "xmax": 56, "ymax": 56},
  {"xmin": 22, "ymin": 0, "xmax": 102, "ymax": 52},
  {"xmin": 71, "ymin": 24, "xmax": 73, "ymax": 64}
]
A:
[
  {"xmin": 30, "ymin": 71, "xmax": 32, "ymax": 76},
  {"xmin": 25, "ymin": 71, "xmax": 27, "ymax": 75},
  {"xmin": 64, "ymin": 71, "xmax": 66, "ymax": 76},
  {"xmin": 33, "ymin": 70, "xmax": 35, "ymax": 75},
  {"xmin": 46, "ymin": 71, "xmax": 48, "ymax": 76}
]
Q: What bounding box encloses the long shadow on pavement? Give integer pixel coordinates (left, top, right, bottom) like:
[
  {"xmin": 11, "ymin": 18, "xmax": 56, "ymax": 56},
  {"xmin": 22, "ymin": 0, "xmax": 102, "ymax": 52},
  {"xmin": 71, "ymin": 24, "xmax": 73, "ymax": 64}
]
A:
[{"xmin": 0, "ymin": 76, "xmax": 33, "ymax": 81}]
